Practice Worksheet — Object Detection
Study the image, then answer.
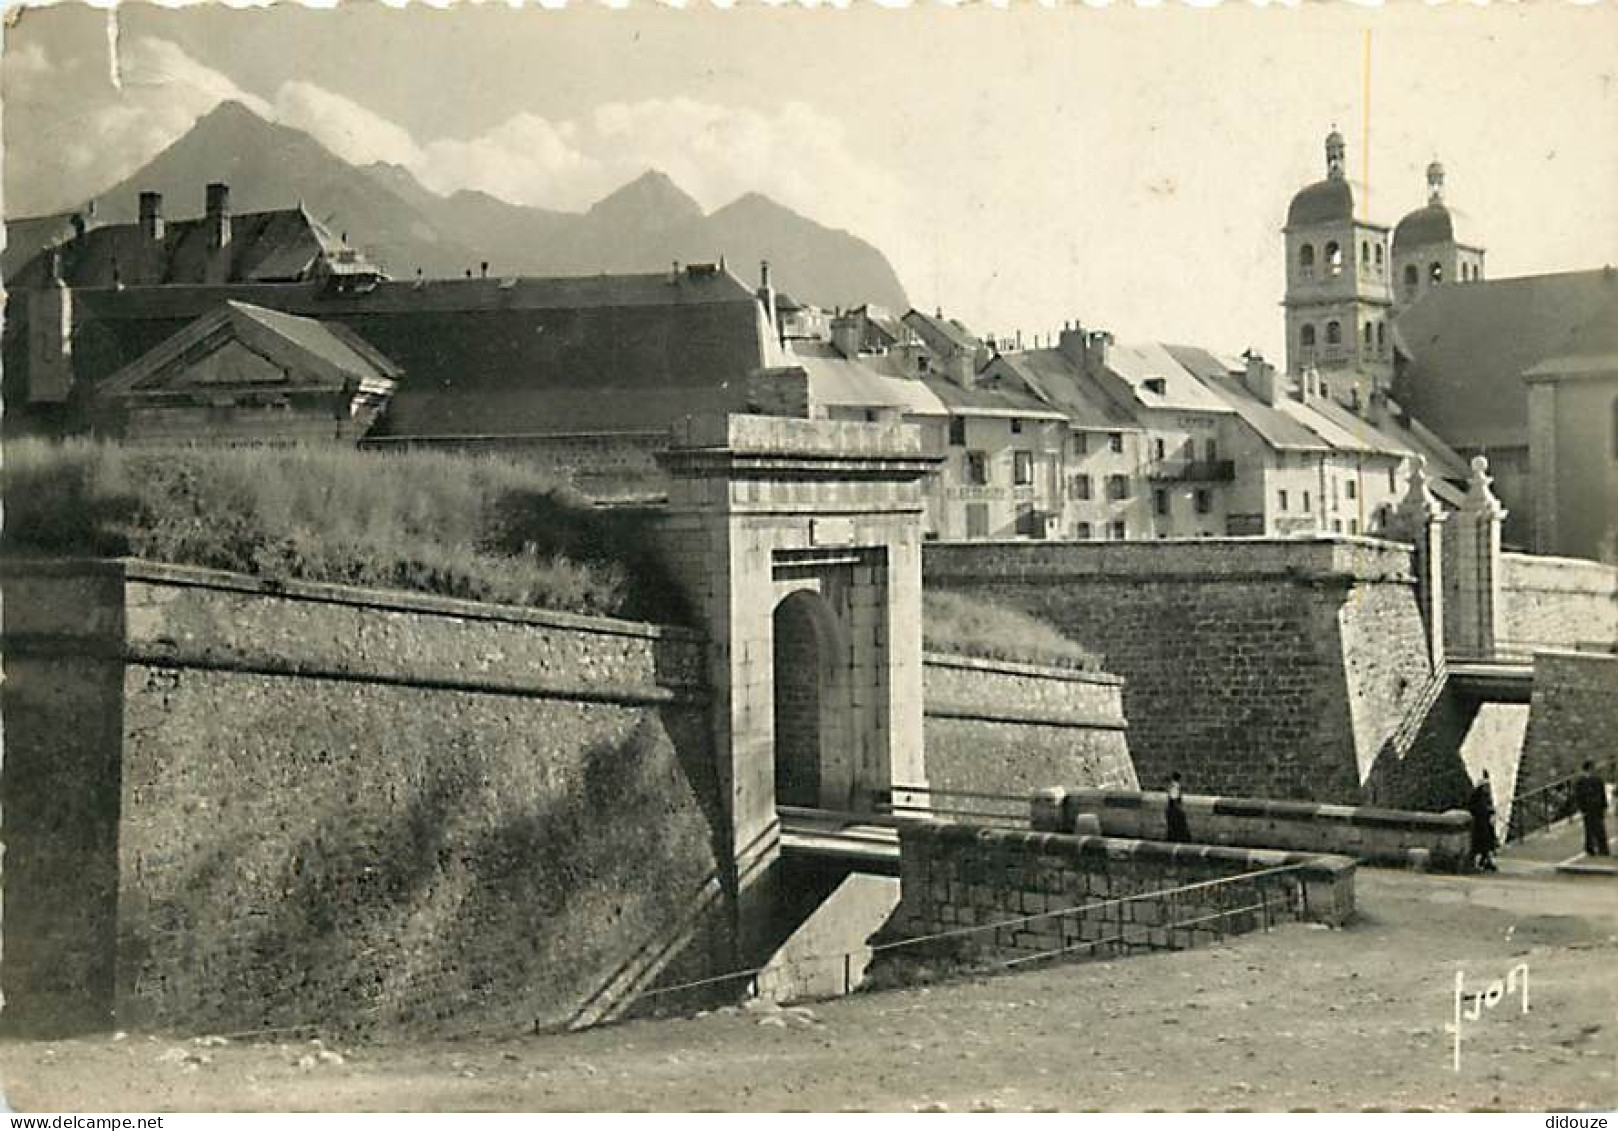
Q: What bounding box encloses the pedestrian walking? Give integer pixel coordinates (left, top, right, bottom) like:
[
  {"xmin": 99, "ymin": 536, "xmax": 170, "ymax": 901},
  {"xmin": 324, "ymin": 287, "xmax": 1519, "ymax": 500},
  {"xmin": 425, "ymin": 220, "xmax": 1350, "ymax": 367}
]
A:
[
  {"xmin": 1468, "ymin": 770, "xmax": 1499, "ymax": 872},
  {"xmin": 1165, "ymin": 771, "xmax": 1192, "ymax": 843},
  {"xmin": 1573, "ymin": 760, "xmax": 1611, "ymax": 857}
]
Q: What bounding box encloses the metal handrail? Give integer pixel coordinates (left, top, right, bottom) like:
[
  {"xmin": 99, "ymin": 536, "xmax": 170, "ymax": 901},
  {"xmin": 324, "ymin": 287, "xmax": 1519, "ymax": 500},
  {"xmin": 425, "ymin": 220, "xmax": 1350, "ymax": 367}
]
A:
[{"xmin": 1505, "ymin": 757, "xmax": 1617, "ymax": 843}]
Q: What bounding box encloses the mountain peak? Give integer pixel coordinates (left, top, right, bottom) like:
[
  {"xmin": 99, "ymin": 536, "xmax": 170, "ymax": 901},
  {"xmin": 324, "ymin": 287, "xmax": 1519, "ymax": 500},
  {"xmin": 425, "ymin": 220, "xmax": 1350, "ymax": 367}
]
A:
[{"xmin": 588, "ymin": 168, "xmax": 704, "ymax": 224}]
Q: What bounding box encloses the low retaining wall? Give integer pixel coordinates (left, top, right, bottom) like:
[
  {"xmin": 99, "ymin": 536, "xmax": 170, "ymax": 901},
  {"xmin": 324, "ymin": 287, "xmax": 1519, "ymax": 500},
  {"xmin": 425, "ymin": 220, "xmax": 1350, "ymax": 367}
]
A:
[
  {"xmin": 1, "ymin": 557, "xmax": 727, "ymax": 1037},
  {"xmin": 922, "ymin": 652, "xmax": 1136, "ymax": 796},
  {"xmin": 1500, "ymin": 552, "xmax": 1618, "ymax": 653},
  {"xmin": 1035, "ymin": 788, "xmax": 1474, "ymax": 872},
  {"xmin": 892, "ymin": 821, "xmax": 1355, "ymax": 969}
]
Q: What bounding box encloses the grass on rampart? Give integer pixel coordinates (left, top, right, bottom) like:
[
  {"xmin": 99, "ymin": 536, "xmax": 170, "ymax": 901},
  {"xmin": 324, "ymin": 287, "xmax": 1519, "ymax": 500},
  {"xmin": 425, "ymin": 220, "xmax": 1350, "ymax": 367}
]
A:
[
  {"xmin": 1, "ymin": 438, "xmax": 689, "ymax": 624},
  {"xmin": 924, "ymin": 590, "xmax": 1101, "ymax": 672}
]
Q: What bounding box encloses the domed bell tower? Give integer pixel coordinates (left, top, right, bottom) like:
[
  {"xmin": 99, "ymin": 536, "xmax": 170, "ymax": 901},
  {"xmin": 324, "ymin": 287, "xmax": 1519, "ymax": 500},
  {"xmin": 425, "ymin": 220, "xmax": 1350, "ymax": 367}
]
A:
[
  {"xmin": 1282, "ymin": 129, "xmax": 1395, "ymax": 408},
  {"xmin": 1391, "ymin": 157, "xmax": 1486, "ymax": 315}
]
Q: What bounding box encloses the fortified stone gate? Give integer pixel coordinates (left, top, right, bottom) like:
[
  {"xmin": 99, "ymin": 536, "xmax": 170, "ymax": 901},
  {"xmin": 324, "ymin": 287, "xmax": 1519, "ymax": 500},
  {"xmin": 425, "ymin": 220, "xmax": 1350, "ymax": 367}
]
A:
[{"xmin": 656, "ymin": 414, "xmax": 941, "ymax": 954}]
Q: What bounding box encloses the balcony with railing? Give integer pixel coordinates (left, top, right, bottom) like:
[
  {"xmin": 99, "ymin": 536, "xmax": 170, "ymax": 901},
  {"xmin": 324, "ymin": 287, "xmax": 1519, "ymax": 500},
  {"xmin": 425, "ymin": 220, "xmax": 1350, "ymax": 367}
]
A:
[{"xmin": 1147, "ymin": 458, "xmax": 1236, "ymax": 483}]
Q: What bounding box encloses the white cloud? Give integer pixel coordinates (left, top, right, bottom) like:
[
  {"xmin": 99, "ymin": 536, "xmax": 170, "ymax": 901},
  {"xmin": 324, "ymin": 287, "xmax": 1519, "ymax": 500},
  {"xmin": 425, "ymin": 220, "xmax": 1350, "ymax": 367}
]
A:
[{"xmin": 273, "ymin": 81, "xmax": 423, "ymax": 170}]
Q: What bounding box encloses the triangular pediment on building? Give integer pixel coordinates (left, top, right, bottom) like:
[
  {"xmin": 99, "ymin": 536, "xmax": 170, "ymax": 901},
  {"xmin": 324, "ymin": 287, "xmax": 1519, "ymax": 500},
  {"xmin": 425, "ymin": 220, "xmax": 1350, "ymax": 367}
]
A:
[{"xmin": 96, "ymin": 300, "xmax": 400, "ymax": 405}]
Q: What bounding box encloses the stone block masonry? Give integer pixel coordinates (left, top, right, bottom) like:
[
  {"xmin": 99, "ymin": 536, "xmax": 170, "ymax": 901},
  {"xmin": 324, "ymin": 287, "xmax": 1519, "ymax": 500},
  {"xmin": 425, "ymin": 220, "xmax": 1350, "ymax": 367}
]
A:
[
  {"xmin": 1499, "ymin": 552, "xmax": 1618, "ymax": 654},
  {"xmin": 1519, "ymin": 652, "xmax": 1618, "ymax": 795},
  {"xmin": 891, "ymin": 820, "xmax": 1355, "ymax": 969},
  {"xmin": 923, "ymin": 537, "xmax": 1433, "ymax": 805},
  {"xmin": 922, "ymin": 652, "xmax": 1137, "ymax": 798},
  {"xmin": 1, "ymin": 558, "xmax": 727, "ymax": 1037},
  {"xmin": 1038, "ymin": 788, "xmax": 1474, "ymax": 872}
]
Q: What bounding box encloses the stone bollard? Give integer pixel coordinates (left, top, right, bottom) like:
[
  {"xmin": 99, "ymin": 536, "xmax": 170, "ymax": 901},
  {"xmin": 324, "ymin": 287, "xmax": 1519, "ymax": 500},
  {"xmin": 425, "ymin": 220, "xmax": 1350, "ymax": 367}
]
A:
[{"xmin": 1030, "ymin": 787, "xmax": 1068, "ymax": 833}]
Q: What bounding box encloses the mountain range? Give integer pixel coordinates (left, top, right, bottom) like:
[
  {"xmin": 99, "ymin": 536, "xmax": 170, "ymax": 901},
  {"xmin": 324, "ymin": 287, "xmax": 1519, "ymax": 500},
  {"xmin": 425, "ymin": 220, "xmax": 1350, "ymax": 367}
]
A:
[{"xmin": 13, "ymin": 100, "xmax": 909, "ymax": 312}]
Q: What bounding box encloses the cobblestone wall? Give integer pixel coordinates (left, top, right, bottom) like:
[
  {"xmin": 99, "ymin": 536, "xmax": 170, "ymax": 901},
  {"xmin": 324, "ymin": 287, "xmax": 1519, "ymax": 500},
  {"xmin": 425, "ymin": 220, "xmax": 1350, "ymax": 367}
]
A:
[
  {"xmin": 1499, "ymin": 553, "xmax": 1618, "ymax": 652},
  {"xmin": 923, "ymin": 538, "xmax": 1430, "ymax": 804},
  {"xmin": 892, "ymin": 821, "xmax": 1355, "ymax": 967},
  {"xmin": 1, "ymin": 558, "xmax": 726, "ymax": 1037},
  {"xmin": 922, "ymin": 653, "xmax": 1136, "ymax": 797}
]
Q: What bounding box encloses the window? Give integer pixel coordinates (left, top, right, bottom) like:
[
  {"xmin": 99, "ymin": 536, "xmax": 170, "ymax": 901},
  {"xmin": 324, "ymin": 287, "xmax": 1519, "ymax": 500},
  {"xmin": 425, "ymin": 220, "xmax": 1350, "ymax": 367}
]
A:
[
  {"xmin": 1108, "ymin": 432, "xmax": 1124, "ymax": 453},
  {"xmin": 1359, "ymin": 239, "xmax": 1369, "ymax": 273},
  {"xmin": 1404, "ymin": 264, "xmax": 1419, "ymax": 295},
  {"xmin": 1346, "ymin": 479, "xmax": 1357, "ymax": 500},
  {"xmin": 1181, "ymin": 437, "xmax": 1196, "ymax": 460},
  {"xmin": 1303, "ymin": 490, "xmax": 1312, "ymax": 513},
  {"xmin": 1388, "ymin": 467, "xmax": 1398, "ymax": 493},
  {"xmin": 1145, "ymin": 377, "xmax": 1167, "ymax": 395},
  {"xmin": 1013, "ymin": 450, "xmax": 1034, "ymax": 486},
  {"xmin": 1376, "ymin": 322, "xmax": 1386, "ymax": 354},
  {"xmin": 1204, "ymin": 438, "xmax": 1218, "ymax": 462},
  {"xmin": 1195, "ymin": 489, "xmax": 1212, "ymax": 515},
  {"xmin": 948, "ymin": 416, "xmax": 966, "ymax": 446},
  {"xmin": 1011, "ymin": 416, "xmax": 1023, "ymax": 435},
  {"xmin": 1363, "ymin": 322, "xmax": 1373, "ymax": 354},
  {"xmin": 1109, "ymin": 520, "xmax": 1127, "ymax": 541},
  {"xmin": 1613, "ymin": 396, "xmax": 1618, "ymax": 459},
  {"xmin": 1299, "ymin": 244, "xmax": 1315, "ymax": 276},
  {"xmin": 1279, "ymin": 489, "xmax": 1290, "ymax": 511},
  {"xmin": 1429, "ymin": 261, "xmax": 1444, "ymax": 284},
  {"xmin": 1073, "ymin": 432, "xmax": 1089, "ymax": 455},
  {"xmin": 1076, "ymin": 521, "xmax": 1093, "ymax": 540},
  {"xmin": 1106, "ymin": 474, "xmax": 1131, "ymax": 501},
  {"xmin": 1333, "ymin": 519, "xmax": 1343, "ymax": 533},
  {"xmin": 1154, "ymin": 489, "xmax": 1168, "ymax": 516},
  {"xmin": 1074, "ymin": 474, "xmax": 1093, "ymax": 500},
  {"xmin": 1349, "ymin": 518, "xmax": 1360, "ymax": 535},
  {"xmin": 1300, "ymin": 324, "xmax": 1317, "ymax": 349},
  {"xmin": 966, "ymin": 451, "xmax": 988, "ymax": 485},
  {"xmin": 1375, "ymin": 244, "xmax": 1385, "ymax": 271},
  {"xmin": 1154, "ymin": 438, "xmax": 1167, "ymax": 461},
  {"xmin": 1325, "ymin": 241, "xmax": 1343, "ymax": 277},
  {"xmin": 1326, "ymin": 320, "xmax": 1342, "ymax": 345},
  {"xmin": 917, "ymin": 355, "xmax": 931, "ymax": 374}
]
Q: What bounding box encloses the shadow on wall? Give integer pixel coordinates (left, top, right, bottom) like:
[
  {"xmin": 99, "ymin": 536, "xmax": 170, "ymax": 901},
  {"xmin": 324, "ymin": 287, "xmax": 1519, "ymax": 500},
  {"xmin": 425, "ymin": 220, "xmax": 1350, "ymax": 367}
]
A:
[{"xmin": 118, "ymin": 707, "xmax": 730, "ymax": 1037}]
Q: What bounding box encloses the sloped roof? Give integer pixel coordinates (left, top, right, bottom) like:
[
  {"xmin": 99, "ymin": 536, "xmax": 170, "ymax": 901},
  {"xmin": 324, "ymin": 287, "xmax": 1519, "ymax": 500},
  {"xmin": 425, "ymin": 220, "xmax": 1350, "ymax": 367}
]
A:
[
  {"xmin": 6, "ymin": 206, "xmax": 363, "ymax": 289},
  {"xmin": 1102, "ymin": 340, "xmax": 1232, "ymax": 414},
  {"xmin": 1199, "ymin": 372, "xmax": 1337, "ymax": 453},
  {"xmin": 3, "ymin": 211, "xmax": 81, "ymax": 281},
  {"xmin": 98, "ymin": 301, "xmax": 400, "ymax": 401},
  {"xmin": 1393, "ymin": 268, "xmax": 1618, "ymax": 449},
  {"xmin": 1304, "ymin": 393, "xmax": 1414, "ymax": 458},
  {"xmin": 988, "ymin": 349, "xmax": 1141, "ymax": 429},
  {"xmin": 784, "ymin": 341, "xmax": 946, "ymax": 416},
  {"xmin": 920, "ymin": 374, "xmax": 1065, "ymax": 419},
  {"xmin": 50, "ymin": 269, "xmax": 772, "ymax": 437},
  {"xmin": 903, "ymin": 308, "xmax": 982, "ymax": 354}
]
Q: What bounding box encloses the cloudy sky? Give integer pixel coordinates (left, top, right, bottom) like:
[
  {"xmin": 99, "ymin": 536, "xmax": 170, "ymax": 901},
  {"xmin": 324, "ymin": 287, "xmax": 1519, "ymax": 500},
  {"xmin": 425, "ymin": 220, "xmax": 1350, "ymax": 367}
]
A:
[{"xmin": 4, "ymin": 2, "xmax": 1616, "ymax": 357}]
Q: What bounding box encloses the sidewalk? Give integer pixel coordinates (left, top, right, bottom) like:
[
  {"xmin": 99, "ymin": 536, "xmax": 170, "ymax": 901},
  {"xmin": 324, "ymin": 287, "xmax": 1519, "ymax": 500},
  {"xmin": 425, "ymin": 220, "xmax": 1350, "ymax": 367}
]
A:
[{"xmin": 1496, "ymin": 816, "xmax": 1618, "ymax": 876}]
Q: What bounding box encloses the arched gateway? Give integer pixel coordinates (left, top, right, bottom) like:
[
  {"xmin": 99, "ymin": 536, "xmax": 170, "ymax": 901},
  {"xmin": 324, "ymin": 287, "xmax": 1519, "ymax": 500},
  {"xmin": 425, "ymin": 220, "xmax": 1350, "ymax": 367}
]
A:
[{"xmin": 657, "ymin": 414, "xmax": 940, "ymax": 950}]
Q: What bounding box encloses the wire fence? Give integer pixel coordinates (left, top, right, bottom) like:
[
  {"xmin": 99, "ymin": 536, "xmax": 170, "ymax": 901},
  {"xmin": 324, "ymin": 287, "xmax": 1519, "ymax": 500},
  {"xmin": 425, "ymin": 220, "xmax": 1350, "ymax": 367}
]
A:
[
  {"xmin": 617, "ymin": 862, "xmax": 1312, "ymax": 1025},
  {"xmin": 1505, "ymin": 756, "xmax": 1617, "ymax": 843}
]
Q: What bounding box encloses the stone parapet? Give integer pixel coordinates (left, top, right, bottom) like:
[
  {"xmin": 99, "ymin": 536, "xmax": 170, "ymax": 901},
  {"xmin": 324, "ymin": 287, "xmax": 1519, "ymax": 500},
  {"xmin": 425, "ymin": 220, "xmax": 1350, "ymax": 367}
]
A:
[{"xmin": 1034, "ymin": 787, "xmax": 1474, "ymax": 873}]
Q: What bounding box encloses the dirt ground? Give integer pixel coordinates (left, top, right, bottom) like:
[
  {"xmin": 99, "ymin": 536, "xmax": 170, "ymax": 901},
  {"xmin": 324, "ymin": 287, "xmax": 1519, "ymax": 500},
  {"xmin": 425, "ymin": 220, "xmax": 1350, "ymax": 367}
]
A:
[{"xmin": 4, "ymin": 862, "xmax": 1616, "ymax": 1113}]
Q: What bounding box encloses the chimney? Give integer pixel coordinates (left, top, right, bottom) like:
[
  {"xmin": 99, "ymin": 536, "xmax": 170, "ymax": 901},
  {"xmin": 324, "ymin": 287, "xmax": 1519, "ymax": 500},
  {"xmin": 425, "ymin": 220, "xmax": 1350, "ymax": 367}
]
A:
[
  {"xmin": 138, "ymin": 191, "xmax": 164, "ymax": 242},
  {"xmin": 1057, "ymin": 322, "xmax": 1087, "ymax": 367},
  {"xmin": 1084, "ymin": 329, "xmax": 1113, "ymax": 377},
  {"xmin": 831, "ymin": 311, "xmax": 862, "ymax": 360},
  {"xmin": 1242, "ymin": 350, "xmax": 1281, "ymax": 407},
  {"xmin": 758, "ymin": 260, "xmax": 780, "ymax": 347},
  {"xmin": 205, "ymin": 182, "xmax": 232, "ymax": 250}
]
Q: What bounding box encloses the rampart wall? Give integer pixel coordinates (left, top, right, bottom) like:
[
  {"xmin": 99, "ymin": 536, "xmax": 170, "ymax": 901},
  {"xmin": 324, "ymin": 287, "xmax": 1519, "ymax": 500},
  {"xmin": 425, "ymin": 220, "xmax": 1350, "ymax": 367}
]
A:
[
  {"xmin": 921, "ymin": 653, "xmax": 1136, "ymax": 797},
  {"xmin": 1499, "ymin": 552, "xmax": 1618, "ymax": 653}
]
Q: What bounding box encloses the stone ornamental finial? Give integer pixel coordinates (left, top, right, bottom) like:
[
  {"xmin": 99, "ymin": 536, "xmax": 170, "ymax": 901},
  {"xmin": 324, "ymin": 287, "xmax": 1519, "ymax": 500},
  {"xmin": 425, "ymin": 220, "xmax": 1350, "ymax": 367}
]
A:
[
  {"xmin": 1462, "ymin": 454, "xmax": 1507, "ymax": 518},
  {"xmin": 1393, "ymin": 455, "xmax": 1445, "ymax": 536}
]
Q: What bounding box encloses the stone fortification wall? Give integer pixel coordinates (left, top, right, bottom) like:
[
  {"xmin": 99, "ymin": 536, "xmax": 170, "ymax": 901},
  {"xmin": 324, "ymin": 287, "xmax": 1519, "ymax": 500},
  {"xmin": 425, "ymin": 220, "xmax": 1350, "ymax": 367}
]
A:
[
  {"xmin": 1, "ymin": 558, "xmax": 725, "ymax": 1037},
  {"xmin": 921, "ymin": 653, "xmax": 1136, "ymax": 798},
  {"xmin": 1518, "ymin": 652, "xmax": 1618, "ymax": 797},
  {"xmin": 1499, "ymin": 552, "xmax": 1618, "ymax": 653},
  {"xmin": 923, "ymin": 538, "xmax": 1432, "ymax": 805}
]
